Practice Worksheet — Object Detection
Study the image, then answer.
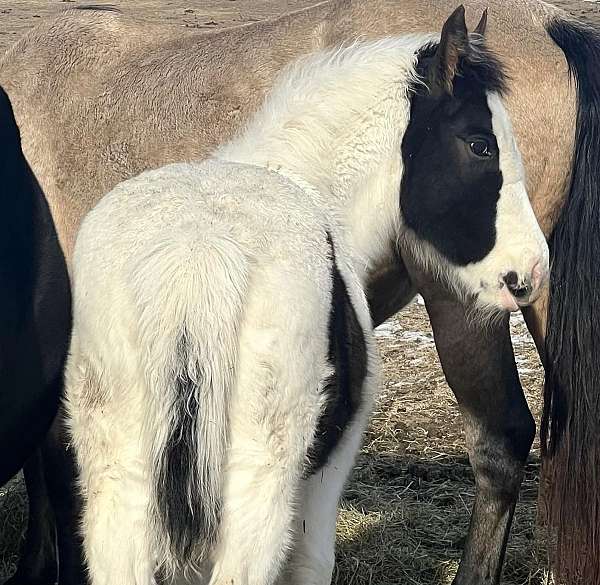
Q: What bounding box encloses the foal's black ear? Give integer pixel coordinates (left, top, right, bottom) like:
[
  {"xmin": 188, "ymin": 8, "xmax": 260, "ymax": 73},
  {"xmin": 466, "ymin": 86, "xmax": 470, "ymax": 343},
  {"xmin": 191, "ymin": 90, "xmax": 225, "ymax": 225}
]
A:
[
  {"xmin": 431, "ymin": 5, "xmax": 470, "ymax": 95},
  {"xmin": 473, "ymin": 9, "xmax": 488, "ymax": 37}
]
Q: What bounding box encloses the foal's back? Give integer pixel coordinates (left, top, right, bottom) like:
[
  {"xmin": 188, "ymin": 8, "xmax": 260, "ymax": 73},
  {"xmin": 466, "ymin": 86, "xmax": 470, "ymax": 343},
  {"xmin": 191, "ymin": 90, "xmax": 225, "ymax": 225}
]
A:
[
  {"xmin": 75, "ymin": 158, "xmax": 336, "ymax": 307},
  {"xmin": 0, "ymin": 0, "xmax": 574, "ymax": 258}
]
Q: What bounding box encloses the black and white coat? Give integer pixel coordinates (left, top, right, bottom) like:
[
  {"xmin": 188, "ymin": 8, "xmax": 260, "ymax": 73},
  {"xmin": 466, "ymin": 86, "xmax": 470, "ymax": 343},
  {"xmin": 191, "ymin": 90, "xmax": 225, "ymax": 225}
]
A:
[{"xmin": 65, "ymin": 13, "xmax": 548, "ymax": 585}]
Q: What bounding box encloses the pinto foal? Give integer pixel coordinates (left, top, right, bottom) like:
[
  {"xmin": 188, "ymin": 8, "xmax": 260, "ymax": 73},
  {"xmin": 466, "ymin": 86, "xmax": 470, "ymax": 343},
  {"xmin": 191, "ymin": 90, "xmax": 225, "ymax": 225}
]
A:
[{"xmin": 65, "ymin": 8, "xmax": 548, "ymax": 585}]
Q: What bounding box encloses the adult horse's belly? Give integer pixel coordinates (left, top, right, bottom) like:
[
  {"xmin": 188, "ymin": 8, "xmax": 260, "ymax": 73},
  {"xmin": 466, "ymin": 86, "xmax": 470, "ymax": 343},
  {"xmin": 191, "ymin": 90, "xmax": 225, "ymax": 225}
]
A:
[{"xmin": 0, "ymin": 0, "xmax": 575, "ymax": 264}]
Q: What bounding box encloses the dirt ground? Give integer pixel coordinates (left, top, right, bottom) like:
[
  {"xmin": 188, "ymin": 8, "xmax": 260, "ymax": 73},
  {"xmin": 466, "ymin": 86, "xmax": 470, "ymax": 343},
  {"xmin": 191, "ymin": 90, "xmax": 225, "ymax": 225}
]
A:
[{"xmin": 0, "ymin": 1, "xmax": 599, "ymax": 583}]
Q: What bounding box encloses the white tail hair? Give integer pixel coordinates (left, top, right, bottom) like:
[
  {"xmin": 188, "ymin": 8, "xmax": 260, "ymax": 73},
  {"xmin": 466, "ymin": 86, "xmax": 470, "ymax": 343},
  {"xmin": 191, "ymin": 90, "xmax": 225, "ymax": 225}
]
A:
[{"xmin": 131, "ymin": 224, "xmax": 249, "ymax": 573}]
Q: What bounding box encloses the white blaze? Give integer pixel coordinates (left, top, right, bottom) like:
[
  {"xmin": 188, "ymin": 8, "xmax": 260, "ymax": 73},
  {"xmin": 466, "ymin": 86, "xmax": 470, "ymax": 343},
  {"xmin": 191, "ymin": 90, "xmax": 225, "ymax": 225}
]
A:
[{"xmin": 455, "ymin": 92, "xmax": 549, "ymax": 311}]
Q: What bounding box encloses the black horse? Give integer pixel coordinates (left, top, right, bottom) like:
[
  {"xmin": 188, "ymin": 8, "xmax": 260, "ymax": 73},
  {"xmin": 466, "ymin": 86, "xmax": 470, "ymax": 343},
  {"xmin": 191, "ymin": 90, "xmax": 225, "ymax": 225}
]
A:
[{"xmin": 0, "ymin": 88, "xmax": 85, "ymax": 584}]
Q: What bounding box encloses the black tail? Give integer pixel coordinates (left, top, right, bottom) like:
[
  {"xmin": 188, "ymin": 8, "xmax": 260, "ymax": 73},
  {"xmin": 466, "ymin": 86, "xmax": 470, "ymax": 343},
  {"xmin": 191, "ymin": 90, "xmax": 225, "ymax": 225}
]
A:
[
  {"xmin": 154, "ymin": 336, "xmax": 220, "ymax": 570},
  {"xmin": 155, "ymin": 348, "xmax": 206, "ymax": 565},
  {"xmin": 541, "ymin": 17, "xmax": 600, "ymax": 585}
]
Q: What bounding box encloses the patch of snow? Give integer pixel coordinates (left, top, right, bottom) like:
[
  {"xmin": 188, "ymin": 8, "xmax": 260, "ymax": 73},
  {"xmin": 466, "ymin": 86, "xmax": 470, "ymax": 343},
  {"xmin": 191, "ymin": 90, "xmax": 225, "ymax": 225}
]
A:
[
  {"xmin": 374, "ymin": 321, "xmax": 398, "ymax": 339},
  {"xmin": 400, "ymin": 331, "xmax": 434, "ymax": 344}
]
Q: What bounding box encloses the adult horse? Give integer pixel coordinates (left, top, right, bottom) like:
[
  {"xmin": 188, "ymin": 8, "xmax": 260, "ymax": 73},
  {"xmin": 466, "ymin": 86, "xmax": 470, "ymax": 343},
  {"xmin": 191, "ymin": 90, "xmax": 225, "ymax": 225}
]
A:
[
  {"xmin": 0, "ymin": 87, "xmax": 78, "ymax": 582},
  {"xmin": 0, "ymin": 1, "xmax": 596, "ymax": 584},
  {"xmin": 0, "ymin": 88, "xmax": 68, "ymax": 487},
  {"xmin": 0, "ymin": 89, "xmax": 81, "ymax": 582}
]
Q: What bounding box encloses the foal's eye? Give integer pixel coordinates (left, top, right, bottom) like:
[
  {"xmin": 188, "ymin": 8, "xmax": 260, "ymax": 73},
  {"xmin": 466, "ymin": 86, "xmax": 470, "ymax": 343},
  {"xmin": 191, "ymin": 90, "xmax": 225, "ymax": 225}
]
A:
[{"xmin": 469, "ymin": 138, "xmax": 493, "ymax": 158}]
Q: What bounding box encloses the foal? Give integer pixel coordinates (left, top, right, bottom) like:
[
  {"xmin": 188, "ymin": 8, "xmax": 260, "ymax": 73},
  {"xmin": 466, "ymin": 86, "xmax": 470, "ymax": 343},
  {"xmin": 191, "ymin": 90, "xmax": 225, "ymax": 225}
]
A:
[{"xmin": 65, "ymin": 8, "xmax": 548, "ymax": 585}]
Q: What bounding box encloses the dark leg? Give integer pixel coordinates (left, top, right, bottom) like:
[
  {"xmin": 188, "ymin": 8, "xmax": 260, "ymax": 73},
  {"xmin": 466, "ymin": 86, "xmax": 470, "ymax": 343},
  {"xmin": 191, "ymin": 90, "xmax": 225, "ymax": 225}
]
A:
[
  {"xmin": 366, "ymin": 249, "xmax": 416, "ymax": 326},
  {"xmin": 4, "ymin": 451, "xmax": 57, "ymax": 585},
  {"xmin": 520, "ymin": 287, "xmax": 547, "ymax": 365},
  {"xmin": 42, "ymin": 410, "xmax": 87, "ymax": 585},
  {"xmin": 418, "ymin": 280, "xmax": 535, "ymax": 585},
  {"xmin": 6, "ymin": 408, "xmax": 87, "ymax": 585}
]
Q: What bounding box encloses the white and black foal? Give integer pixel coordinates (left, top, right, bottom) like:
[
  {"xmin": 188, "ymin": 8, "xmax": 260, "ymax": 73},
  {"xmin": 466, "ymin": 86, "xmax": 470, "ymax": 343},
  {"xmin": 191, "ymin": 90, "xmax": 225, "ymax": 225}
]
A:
[{"xmin": 65, "ymin": 7, "xmax": 548, "ymax": 585}]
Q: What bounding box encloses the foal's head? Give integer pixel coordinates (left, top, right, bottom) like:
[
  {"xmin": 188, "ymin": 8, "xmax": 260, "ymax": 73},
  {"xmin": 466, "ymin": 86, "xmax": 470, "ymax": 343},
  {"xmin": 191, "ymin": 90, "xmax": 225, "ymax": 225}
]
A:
[{"xmin": 400, "ymin": 6, "xmax": 549, "ymax": 312}]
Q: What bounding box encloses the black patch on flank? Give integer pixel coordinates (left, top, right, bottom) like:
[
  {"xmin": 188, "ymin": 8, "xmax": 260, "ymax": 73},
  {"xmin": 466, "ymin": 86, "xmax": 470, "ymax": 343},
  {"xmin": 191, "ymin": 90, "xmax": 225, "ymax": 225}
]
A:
[
  {"xmin": 155, "ymin": 336, "xmax": 218, "ymax": 565},
  {"xmin": 400, "ymin": 41, "xmax": 507, "ymax": 266},
  {"xmin": 307, "ymin": 234, "xmax": 368, "ymax": 474}
]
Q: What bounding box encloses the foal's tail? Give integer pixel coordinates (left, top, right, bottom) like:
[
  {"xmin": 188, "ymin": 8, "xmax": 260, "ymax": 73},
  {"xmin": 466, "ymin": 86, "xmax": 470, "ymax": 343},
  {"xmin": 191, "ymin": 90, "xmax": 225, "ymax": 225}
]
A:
[
  {"xmin": 134, "ymin": 228, "xmax": 249, "ymax": 573},
  {"xmin": 542, "ymin": 17, "xmax": 600, "ymax": 585}
]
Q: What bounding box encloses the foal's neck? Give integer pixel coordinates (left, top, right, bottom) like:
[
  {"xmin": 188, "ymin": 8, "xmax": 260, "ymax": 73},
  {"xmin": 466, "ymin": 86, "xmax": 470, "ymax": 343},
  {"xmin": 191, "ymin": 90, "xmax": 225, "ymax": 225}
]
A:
[{"xmin": 217, "ymin": 37, "xmax": 426, "ymax": 280}]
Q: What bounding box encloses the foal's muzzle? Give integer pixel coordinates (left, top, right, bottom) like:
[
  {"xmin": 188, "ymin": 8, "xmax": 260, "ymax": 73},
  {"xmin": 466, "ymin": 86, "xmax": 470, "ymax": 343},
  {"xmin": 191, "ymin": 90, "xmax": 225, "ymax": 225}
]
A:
[{"xmin": 500, "ymin": 260, "xmax": 548, "ymax": 310}]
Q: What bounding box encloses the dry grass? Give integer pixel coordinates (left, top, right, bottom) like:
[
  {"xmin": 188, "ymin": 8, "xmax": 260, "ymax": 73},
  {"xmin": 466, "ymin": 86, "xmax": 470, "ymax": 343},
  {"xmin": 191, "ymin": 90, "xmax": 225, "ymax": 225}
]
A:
[
  {"xmin": 330, "ymin": 299, "xmax": 550, "ymax": 585},
  {"xmin": 0, "ymin": 476, "xmax": 27, "ymax": 580},
  {"xmin": 0, "ymin": 300, "xmax": 550, "ymax": 584}
]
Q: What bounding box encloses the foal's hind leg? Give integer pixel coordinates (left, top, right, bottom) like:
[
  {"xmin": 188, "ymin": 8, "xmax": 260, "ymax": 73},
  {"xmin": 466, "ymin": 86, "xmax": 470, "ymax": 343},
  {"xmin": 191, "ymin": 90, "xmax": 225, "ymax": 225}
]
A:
[
  {"xmin": 67, "ymin": 353, "xmax": 156, "ymax": 585},
  {"xmin": 419, "ymin": 282, "xmax": 534, "ymax": 585},
  {"xmin": 209, "ymin": 326, "xmax": 327, "ymax": 585},
  {"xmin": 279, "ymin": 414, "xmax": 367, "ymax": 585}
]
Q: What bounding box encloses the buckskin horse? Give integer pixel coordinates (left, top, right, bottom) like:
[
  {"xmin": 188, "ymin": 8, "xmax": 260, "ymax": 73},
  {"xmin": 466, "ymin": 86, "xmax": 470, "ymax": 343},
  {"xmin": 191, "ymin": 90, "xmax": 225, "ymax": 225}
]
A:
[{"xmin": 0, "ymin": 1, "xmax": 597, "ymax": 584}]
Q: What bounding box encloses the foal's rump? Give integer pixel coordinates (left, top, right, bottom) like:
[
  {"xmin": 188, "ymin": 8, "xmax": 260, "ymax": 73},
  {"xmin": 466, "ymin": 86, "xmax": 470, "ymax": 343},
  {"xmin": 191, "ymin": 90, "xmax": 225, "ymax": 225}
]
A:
[
  {"xmin": 67, "ymin": 159, "xmax": 345, "ymax": 575},
  {"xmin": 136, "ymin": 219, "xmax": 250, "ymax": 568}
]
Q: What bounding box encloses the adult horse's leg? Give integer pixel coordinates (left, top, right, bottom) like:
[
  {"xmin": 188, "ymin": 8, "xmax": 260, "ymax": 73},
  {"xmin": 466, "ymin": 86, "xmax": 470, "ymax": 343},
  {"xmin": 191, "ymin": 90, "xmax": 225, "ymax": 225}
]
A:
[
  {"xmin": 415, "ymin": 274, "xmax": 534, "ymax": 585},
  {"xmin": 42, "ymin": 411, "xmax": 87, "ymax": 585},
  {"xmin": 5, "ymin": 450, "xmax": 57, "ymax": 585},
  {"xmin": 520, "ymin": 290, "xmax": 547, "ymax": 365},
  {"xmin": 9, "ymin": 409, "xmax": 88, "ymax": 585},
  {"xmin": 365, "ymin": 251, "xmax": 416, "ymax": 327}
]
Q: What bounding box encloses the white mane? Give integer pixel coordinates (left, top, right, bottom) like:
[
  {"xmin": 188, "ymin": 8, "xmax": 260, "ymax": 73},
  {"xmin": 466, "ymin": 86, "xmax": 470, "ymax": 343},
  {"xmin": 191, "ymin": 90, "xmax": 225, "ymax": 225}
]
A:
[
  {"xmin": 217, "ymin": 35, "xmax": 434, "ymax": 274},
  {"xmin": 219, "ymin": 36, "xmax": 429, "ymax": 154}
]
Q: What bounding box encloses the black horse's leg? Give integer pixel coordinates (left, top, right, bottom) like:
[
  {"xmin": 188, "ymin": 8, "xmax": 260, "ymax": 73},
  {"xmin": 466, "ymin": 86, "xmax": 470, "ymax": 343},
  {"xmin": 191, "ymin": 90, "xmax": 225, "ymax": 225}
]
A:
[
  {"xmin": 5, "ymin": 450, "xmax": 57, "ymax": 585},
  {"xmin": 6, "ymin": 408, "xmax": 86, "ymax": 585},
  {"xmin": 42, "ymin": 411, "xmax": 87, "ymax": 585},
  {"xmin": 421, "ymin": 286, "xmax": 535, "ymax": 585},
  {"xmin": 6, "ymin": 415, "xmax": 86, "ymax": 585}
]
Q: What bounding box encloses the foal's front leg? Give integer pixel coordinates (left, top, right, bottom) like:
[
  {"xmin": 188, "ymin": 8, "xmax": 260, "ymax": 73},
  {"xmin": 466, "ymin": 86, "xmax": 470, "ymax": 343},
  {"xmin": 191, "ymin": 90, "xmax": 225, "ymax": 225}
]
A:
[{"xmin": 420, "ymin": 284, "xmax": 535, "ymax": 585}]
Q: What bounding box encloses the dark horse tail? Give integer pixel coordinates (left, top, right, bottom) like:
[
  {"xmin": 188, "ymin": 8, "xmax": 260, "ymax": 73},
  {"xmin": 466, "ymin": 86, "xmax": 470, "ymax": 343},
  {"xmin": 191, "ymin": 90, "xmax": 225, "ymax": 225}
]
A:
[{"xmin": 541, "ymin": 16, "xmax": 600, "ymax": 585}]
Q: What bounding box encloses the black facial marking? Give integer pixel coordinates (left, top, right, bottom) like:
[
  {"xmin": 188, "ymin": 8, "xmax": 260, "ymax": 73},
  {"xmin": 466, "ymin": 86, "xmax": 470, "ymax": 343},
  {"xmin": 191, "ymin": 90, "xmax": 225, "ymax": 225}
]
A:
[
  {"xmin": 400, "ymin": 42, "xmax": 508, "ymax": 266},
  {"xmin": 306, "ymin": 234, "xmax": 367, "ymax": 474}
]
